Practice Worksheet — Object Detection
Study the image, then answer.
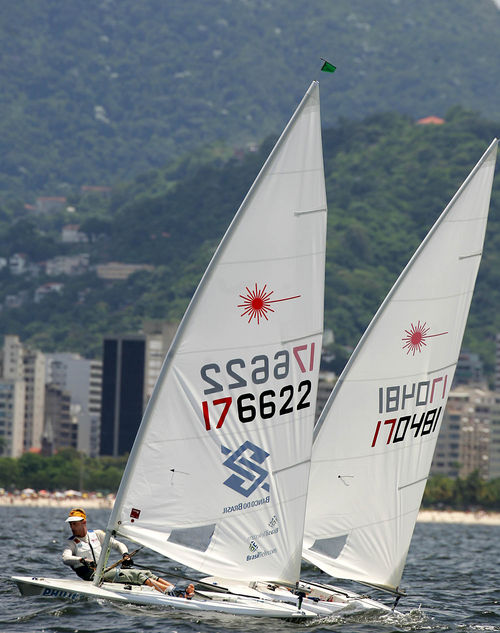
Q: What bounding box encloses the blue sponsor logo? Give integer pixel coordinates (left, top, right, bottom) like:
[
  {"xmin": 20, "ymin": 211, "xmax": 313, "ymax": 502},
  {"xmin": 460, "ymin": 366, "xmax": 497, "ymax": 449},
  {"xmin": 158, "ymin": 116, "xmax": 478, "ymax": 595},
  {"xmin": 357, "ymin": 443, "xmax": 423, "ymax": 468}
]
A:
[
  {"xmin": 221, "ymin": 441, "xmax": 270, "ymax": 497},
  {"xmin": 42, "ymin": 587, "xmax": 79, "ymax": 600}
]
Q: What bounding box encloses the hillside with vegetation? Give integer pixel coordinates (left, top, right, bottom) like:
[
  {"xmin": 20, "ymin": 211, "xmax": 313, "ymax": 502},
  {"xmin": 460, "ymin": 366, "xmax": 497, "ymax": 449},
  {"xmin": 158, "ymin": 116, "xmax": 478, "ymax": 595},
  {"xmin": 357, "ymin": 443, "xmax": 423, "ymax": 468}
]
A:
[
  {"xmin": 0, "ymin": 108, "xmax": 498, "ymax": 379},
  {"xmin": 1, "ymin": 0, "xmax": 499, "ymax": 200}
]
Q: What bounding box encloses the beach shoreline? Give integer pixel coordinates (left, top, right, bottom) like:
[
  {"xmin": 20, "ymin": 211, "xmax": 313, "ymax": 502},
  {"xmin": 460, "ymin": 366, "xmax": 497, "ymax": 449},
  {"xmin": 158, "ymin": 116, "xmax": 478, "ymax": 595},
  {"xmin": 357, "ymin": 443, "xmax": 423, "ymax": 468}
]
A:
[
  {"xmin": 1, "ymin": 496, "xmax": 500, "ymax": 525},
  {"xmin": 0, "ymin": 495, "xmax": 114, "ymax": 509},
  {"xmin": 417, "ymin": 509, "xmax": 500, "ymax": 525}
]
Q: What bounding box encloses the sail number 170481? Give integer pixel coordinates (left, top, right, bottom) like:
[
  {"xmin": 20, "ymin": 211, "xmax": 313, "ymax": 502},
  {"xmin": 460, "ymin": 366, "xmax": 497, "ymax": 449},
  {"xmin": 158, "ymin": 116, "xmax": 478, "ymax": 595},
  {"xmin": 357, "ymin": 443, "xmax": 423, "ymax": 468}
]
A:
[{"xmin": 200, "ymin": 344, "xmax": 315, "ymax": 431}]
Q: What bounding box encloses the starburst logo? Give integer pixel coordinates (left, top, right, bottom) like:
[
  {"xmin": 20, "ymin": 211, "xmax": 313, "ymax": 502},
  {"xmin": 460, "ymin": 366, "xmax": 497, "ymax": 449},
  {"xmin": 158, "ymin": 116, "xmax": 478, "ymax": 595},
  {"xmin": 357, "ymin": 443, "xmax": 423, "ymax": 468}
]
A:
[
  {"xmin": 402, "ymin": 321, "xmax": 448, "ymax": 355},
  {"xmin": 238, "ymin": 284, "xmax": 300, "ymax": 324}
]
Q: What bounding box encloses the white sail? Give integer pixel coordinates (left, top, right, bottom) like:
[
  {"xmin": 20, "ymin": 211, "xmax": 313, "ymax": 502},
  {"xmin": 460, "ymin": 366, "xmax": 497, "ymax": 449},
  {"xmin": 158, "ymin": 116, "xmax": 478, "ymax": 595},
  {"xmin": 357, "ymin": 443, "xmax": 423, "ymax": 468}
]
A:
[
  {"xmin": 103, "ymin": 82, "xmax": 327, "ymax": 585},
  {"xmin": 303, "ymin": 139, "xmax": 498, "ymax": 592}
]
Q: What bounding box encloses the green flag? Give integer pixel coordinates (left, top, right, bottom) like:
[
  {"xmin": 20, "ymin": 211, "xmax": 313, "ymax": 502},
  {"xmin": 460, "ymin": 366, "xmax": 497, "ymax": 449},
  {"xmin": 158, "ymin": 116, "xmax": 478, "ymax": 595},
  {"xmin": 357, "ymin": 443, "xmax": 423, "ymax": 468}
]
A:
[{"xmin": 320, "ymin": 60, "xmax": 336, "ymax": 73}]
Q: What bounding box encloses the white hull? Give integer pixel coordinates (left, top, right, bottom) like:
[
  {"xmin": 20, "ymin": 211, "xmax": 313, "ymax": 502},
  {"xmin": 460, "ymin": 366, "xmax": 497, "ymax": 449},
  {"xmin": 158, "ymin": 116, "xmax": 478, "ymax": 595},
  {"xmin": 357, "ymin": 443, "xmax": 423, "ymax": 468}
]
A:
[
  {"xmin": 12, "ymin": 574, "xmax": 393, "ymax": 620},
  {"xmin": 206, "ymin": 576, "xmax": 394, "ymax": 616}
]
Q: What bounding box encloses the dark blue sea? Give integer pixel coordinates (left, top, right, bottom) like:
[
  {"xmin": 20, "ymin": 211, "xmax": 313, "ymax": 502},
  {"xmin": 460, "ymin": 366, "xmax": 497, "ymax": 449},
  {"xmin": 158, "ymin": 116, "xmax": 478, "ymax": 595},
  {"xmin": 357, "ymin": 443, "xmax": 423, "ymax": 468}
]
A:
[{"xmin": 1, "ymin": 506, "xmax": 499, "ymax": 633}]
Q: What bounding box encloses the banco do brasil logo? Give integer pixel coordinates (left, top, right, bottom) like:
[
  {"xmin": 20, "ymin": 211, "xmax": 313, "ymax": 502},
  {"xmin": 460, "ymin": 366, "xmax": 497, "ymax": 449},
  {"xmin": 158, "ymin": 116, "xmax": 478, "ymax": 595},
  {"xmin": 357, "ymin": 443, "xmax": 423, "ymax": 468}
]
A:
[{"xmin": 221, "ymin": 441, "xmax": 270, "ymax": 497}]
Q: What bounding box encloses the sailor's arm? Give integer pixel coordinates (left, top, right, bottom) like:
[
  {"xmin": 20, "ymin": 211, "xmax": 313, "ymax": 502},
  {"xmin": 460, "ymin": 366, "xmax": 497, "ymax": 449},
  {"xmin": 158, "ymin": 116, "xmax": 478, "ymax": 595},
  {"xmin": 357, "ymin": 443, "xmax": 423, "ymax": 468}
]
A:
[
  {"xmin": 96, "ymin": 529, "xmax": 128, "ymax": 556},
  {"xmin": 62, "ymin": 542, "xmax": 84, "ymax": 567}
]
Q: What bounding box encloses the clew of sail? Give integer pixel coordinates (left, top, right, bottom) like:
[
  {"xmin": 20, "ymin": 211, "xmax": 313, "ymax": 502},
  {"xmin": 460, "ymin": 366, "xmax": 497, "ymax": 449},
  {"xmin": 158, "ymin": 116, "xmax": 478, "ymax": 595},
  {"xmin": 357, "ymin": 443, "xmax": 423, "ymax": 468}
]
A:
[
  {"xmin": 303, "ymin": 139, "xmax": 498, "ymax": 593},
  {"xmin": 100, "ymin": 82, "xmax": 327, "ymax": 586}
]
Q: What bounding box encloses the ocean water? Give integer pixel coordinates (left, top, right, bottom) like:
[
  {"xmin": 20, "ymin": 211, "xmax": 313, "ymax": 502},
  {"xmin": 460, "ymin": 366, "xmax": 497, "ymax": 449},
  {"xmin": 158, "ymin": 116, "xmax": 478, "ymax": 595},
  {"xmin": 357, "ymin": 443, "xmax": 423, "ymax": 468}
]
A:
[{"xmin": 1, "ymin": 506, "xmax": 499, "ymax": 633}]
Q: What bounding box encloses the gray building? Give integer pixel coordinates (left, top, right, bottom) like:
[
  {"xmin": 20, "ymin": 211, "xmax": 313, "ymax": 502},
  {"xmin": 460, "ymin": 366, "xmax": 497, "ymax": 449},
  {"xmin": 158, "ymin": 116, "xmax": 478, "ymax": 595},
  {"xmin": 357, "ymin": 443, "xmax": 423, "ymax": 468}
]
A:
[{"xmin": 45, "ymin": 353, "xmax": 102, "ymax": 457}]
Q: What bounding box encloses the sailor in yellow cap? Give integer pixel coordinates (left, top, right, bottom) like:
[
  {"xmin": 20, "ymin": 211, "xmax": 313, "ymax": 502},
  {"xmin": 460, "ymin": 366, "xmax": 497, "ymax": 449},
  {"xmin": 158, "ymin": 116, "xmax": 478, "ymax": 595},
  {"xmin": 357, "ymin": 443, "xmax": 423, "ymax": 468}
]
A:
[{"xmin": 62, "ymin": 508, "xmax": 194, "ymax": 597}]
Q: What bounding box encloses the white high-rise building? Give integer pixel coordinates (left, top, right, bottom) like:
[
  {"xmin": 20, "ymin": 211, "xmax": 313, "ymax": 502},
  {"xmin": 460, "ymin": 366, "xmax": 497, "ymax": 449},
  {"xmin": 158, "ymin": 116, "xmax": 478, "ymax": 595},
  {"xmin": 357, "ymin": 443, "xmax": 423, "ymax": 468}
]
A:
[
  {"xmin": 0, "ymin": 379, "xmax": 25, "ymax": 457},
  {"xmin": 1, "ymin": 335, "xmax": 45, "ymax": 453},
  {"xmin": 495, "ymin": 333, "xmax": 500, "ymax": 392},
  {"xmin": 431, "ymin": 385, "xmax": 497, "ymax": 480},
  {"xmin": 45, "ymin": 353, "xmax": 102, "ymax": 457},
  {"xmin": 23, "ymin": 348, "xmax": 46, "ymax": 451},
  {"xmin": 142, "ymin": 321, "xmax": 177, "ymax": 403}
]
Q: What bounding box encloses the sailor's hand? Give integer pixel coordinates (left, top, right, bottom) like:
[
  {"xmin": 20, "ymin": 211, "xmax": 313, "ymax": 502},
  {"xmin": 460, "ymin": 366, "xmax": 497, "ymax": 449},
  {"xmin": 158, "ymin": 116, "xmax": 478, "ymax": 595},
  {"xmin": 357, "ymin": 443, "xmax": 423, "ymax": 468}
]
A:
[
  {"xmin": 80, "ymin": 557, "xmax": 96, "ymax": 569},
  {"xmin": 121, "ymin": 555, "xmax": 133, "ymax": 569}
]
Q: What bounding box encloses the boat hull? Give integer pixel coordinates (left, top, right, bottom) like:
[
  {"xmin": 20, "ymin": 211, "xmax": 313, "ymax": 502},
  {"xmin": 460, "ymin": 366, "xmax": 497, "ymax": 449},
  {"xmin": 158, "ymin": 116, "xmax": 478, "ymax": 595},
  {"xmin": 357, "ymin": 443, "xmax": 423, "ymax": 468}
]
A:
[
  {"xmin": 12, "ymin": 574, "xmax": 393, "ymax": 619},
  {"xmin": 202, "ymin": 576, "xmax": 394, "ymax": 616},
  {"xmin": 11, "ymin": 575, "xmax": 319, "ymax": 619}
]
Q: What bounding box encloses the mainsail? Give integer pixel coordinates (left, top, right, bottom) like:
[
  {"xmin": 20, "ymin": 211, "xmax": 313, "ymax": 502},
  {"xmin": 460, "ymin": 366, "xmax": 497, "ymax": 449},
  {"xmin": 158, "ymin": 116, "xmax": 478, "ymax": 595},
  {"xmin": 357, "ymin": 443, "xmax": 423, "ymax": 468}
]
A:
[
  {"xmin": 98, "ymin": 82, "xmax": 327, "ymax": 586},
  {"xmin": 303, "ymin": 139, "xmax": 498, "ymax": 593}
]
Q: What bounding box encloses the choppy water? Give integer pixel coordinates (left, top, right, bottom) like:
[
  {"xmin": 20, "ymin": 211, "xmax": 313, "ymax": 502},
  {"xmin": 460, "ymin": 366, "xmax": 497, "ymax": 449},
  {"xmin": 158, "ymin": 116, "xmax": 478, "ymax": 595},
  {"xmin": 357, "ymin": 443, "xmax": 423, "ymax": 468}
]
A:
[{"xmin": 1, "ymin": 506, "xmax": 499, "ymax": 633}]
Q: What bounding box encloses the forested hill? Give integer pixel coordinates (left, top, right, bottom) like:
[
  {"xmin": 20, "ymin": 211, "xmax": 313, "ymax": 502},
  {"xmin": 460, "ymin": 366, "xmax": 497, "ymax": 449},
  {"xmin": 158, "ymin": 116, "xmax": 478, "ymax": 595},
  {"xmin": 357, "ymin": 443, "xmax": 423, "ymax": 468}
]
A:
[
  {"xmin": 0, "ymin": 108, "xmax": 498, "ymax": 376},
  {"xmin": 1, "ymin": 0, "xmax": 500, "ymax": 200}
]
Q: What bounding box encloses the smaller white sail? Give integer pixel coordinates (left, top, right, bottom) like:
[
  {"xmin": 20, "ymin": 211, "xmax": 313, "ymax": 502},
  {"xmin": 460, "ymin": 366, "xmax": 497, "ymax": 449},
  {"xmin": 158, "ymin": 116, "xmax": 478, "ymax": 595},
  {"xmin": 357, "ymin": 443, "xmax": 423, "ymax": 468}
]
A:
[
  {"xmin": 97, "ymin": 82, "xmax": 327, "ymax": 587},
  {"xmin": 303, "ymin": 139, "xmax": 498, "ymax": 593}
]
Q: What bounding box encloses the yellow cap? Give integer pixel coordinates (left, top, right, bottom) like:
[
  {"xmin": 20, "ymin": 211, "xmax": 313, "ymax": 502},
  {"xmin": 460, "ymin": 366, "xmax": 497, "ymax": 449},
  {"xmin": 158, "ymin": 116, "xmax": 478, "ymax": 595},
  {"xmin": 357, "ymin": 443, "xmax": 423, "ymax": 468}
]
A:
[{"xmin": 65, "ymin": 508, "xmax": 87, "ymax": 522}]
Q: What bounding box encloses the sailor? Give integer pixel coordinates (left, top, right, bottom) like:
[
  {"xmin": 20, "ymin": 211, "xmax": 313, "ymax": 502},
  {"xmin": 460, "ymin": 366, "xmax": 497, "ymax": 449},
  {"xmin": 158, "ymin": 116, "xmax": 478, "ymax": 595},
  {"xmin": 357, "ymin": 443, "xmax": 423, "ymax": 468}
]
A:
[{"xmin": 62, "ymin": 508, "xmax": 194, "ymax": 598}]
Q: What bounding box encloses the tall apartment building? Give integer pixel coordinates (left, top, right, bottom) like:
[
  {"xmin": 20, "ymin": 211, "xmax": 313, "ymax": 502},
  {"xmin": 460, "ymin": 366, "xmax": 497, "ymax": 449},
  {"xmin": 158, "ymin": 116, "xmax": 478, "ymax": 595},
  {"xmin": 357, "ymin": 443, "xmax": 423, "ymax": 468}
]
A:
[
  {"xmin": 23, "ymin": 348, "xmax": 46, "ymax": 451},
  {"xmin": 0, "ymin": 380, "xmax": 25, "ymax": 457},
  {"xmin": 431, "ymin": 385, "xmax": 498, "ymax": 479},
  {"xmin": 100, "ymin": 335, "xmax": 146, "ymax": 456},
  {"xmin": 496, "ymin": 333, "xmax": 500, "ymax": 392},
  {"xmin": 1, "ymin": 335, "xmax": 45, "ymax": 453},
  {"xmin": 100, "ymin": 322, "xmax": 176, "ymax": 456},
  {"xmin": 142, "ymin": 321, "xmax": 176, "ymax": 401},
  {"xmin": 490, "ymin": 333, "xmax": 500, "ymax": 478},
  {"xmin": 316, "ymin": 371, "xmax": 336, "ymax": 419},
  {"xmin": 488, "ymin": 393, "xmax": 500, "ymax": 479},
  {"xmin": 454, "ymin": 351, "xmax": 484, "ymax": 386},
  {"xmin": 45, "ymin": 353, "xmax": 103, "ymax": 456},
  {"xmin": 44, "ymin": 383, "xmax": 77, "ymax": 452}
]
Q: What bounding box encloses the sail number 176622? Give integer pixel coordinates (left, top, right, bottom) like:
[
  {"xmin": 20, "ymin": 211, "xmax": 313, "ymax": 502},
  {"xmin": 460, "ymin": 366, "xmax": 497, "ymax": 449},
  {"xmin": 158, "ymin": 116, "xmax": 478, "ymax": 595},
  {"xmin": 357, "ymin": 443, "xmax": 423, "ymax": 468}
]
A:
[{"xmin": 200, "ymin": 344, "xmax": 315, "ymax": 431}]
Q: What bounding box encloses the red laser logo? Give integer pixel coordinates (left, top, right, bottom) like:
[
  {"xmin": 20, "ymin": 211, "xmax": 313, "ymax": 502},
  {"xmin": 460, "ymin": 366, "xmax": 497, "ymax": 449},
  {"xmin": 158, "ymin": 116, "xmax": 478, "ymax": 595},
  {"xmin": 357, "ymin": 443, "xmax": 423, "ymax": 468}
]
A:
[
  {"xmin": 238, "ymin": 284, "xmax": 301, "ymax": 324},
  {"xmin": 402, "ymin": 321, "xmax": 448, "ymax": 355}
]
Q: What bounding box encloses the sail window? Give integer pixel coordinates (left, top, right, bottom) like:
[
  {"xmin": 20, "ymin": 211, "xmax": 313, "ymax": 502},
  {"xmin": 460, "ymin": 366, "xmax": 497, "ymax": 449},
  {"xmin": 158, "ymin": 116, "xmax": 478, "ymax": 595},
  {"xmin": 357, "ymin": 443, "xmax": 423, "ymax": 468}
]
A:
[
  {"xmin": 168, "ymin": 524, "xmax": 216, "ymax": 552},
  {"xmin": 310, "ymin": 534, "xmax": 348, "ymax": 559}
]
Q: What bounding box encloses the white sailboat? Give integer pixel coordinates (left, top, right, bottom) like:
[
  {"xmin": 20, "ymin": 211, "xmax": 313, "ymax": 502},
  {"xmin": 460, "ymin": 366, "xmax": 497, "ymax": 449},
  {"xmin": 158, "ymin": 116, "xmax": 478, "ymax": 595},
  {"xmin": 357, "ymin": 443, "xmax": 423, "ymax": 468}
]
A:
[
  {"xmin": 302, "ymin": 138, "xmax": 498, "ymax": 602},
  {"xmin": 13, "ymin": 81, "xmax": 338, "ymax": 619}
]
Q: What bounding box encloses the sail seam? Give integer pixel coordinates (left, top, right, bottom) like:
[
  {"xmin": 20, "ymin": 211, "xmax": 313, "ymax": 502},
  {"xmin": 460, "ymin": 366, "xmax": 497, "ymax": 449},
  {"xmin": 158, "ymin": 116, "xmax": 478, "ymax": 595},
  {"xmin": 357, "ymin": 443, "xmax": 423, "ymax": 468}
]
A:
[
  {"xmin": 392, "ymin": 289, "xmax": 474, "ymax": 303},
  {"xmin": 269, "ymin": 167, "xmax": 324, "ymax": 176},
  {"xmin": 459, "ymin": 252, "xmax": 482, "ymax": 260},
  {"xmin": 176, "ymin": 333, "xmax": 324, "ymax": 356},
  {"xmin": 272, "ymin": 459, "xmax": 310, "ymax": 475},
  {"xmin": 331, "ymin": 361, "xmax": 457, "ymax": 385},
  {"xmin": 446, "ymin": 215, "xmax": 489, "ymax": 222},
  {"xmin": 307, "ymin": 505, "xmax": 421, "ymax": 537},
  {"xmin": 294, "ymin": 208, "xmax": 327, "ymax": 216},
  {"xmin": 222, "ymin": 250, "xmax": 326, "ymax": 266},
  {"xmin": 312, "ymin": 433, "xmax": 443, "ymax": 464},
  {"xmin": 282, "ymin": 331, "xmax": 323, "ymax": 344},
  {"xmin": 398, "ymin": 476, "xmax": 428, "ymax": 491}
]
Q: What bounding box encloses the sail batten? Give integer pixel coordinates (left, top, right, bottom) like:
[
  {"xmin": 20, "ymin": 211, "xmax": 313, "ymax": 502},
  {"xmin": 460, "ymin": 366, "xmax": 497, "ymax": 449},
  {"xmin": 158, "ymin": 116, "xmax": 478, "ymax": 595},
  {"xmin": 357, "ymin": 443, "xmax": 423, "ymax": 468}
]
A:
[
  {"xmin": 98, "ymin": 81, "xmax": 327, "ymax": 586},
  {"xmin": 304, "ymin": 139, "xmax": 497, "ymax": 591}
]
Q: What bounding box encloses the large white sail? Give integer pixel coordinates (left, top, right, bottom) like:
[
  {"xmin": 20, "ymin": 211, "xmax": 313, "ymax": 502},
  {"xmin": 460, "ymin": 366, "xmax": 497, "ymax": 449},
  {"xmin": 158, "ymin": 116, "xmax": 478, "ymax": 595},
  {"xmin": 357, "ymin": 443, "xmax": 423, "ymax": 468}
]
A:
[
  {"xmin": 103, "ymin": 82, "xmax": 327, "ymax": 585},
  {"xmin": 303, "ymin": 140, "xmax": 497, "ymax": 592}
]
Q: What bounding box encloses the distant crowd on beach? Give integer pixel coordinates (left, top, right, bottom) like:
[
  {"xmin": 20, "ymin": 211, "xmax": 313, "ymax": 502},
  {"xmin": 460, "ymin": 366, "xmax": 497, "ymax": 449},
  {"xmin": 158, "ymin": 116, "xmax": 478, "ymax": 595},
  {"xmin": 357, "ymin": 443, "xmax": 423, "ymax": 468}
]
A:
[
  {"xmin": 2, "ymin": 488, "xmax": 500, "ymax": 525},
  {"xmin": 0, "ymin": 487, "xmax": 114, "ymax": 508}
]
